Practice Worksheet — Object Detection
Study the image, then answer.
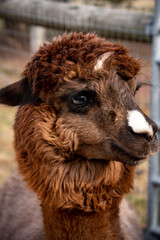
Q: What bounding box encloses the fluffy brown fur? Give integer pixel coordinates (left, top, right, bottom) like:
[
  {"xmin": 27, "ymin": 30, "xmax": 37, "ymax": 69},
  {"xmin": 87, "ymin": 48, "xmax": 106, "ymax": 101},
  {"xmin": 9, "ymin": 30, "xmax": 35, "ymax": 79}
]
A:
[
  {"xmin": 0, "ymin": 171, "xmax": 142, "ymax": 240},
  {"xmin": 0, "ymin": 32, "xmax": 158, "ymax": 240},
  {"xmin": 15, "ymin": 103, "xmax": 134, "ymax": 211}
]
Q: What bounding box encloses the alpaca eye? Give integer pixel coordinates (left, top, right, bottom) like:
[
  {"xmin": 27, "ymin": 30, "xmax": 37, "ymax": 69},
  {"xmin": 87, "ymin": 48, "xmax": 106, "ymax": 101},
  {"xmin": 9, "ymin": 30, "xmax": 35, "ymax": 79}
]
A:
[
  {"xmin": 61, "ymin": 89, "xmax": 97, "ymax": 114},
  {"xmin": 72, "ymin": 95, "xmax": 88, "ymax": 105}
]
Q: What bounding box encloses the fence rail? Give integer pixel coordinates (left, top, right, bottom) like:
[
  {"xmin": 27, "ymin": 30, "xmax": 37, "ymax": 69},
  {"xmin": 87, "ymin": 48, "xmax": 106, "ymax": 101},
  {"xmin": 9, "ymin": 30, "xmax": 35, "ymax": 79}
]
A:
[{"xmin": 0, "ymin": 0, "xmax": 153, "ymax": 42}]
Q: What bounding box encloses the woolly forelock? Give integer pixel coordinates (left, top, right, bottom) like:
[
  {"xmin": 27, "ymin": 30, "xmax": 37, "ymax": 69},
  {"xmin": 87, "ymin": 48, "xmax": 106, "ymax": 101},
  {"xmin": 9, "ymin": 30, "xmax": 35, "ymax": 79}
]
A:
[{"xmin": 23, "ymin": 32, "xmax": 140, "ymax": 96}]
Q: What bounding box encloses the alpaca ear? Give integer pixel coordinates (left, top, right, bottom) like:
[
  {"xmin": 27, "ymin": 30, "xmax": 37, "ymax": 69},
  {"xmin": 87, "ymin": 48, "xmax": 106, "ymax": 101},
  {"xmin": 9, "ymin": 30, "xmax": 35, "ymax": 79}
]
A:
[
  {"xmin": 0, "ymin": 77, "xmax": 37, "ymax": 106},
  {"xmin": 114, "ymin": 51, "xmax": 140, "ymax": 80},
  {"xmin": 116, "ymin": 58, "xmax": 140, "ymax": 80}
]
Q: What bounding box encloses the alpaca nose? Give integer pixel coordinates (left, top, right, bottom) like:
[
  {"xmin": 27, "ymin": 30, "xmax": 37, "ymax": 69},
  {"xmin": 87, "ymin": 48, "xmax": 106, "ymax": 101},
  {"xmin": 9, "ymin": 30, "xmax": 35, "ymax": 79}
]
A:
[{"xmin": 127, "ymin": 110, "xmax": 157, "ymax": 142}]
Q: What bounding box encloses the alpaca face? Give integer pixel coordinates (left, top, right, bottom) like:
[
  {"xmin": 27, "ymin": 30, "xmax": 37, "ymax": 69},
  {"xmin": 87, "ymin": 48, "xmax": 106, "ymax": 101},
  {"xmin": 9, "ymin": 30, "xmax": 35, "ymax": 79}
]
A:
[
  {"xmin": 20, "ymin": 32, "xmax": 157, "ymax": 166},
  {"xmin": 53, "ymin": 73, "xmax": 158, "ymax": 166},
  {"xmin": 0, "ymin": 32, "xmax": 158, "ymax": 211}
]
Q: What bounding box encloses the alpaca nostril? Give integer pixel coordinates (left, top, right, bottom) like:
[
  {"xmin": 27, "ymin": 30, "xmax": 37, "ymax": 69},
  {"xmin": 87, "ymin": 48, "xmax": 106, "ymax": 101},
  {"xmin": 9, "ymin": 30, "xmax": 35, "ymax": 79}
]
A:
[
  {"xmin": 129, "ymin": 128, "xmax": 153, "ymax": 142},
  {"xmin": 140, "ymin": 133, "xmax": 153, "ymax": 142}
]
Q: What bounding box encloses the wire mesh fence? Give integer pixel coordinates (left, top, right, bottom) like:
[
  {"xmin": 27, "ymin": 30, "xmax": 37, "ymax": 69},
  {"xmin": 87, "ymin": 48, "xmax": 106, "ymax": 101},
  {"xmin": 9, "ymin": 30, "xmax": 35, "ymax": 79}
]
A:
[
  {"xmin": 0, "ymin": 0, "xmax": 154, "ymax": 55},
  {"xmin": 0, "ymin": 0, "xmax": 154, "ymax": 108}
]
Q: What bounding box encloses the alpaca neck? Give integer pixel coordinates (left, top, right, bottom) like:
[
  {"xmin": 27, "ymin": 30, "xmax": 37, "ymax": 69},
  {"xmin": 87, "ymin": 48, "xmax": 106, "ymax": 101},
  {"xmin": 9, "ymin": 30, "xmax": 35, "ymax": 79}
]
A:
[
  {"xmin": 42, "ymin": 204, "xmax": 124, "ymax": 240},
  {"xmin": 41, "ymin": 165, "xmax": 135, "ymax": 240}
]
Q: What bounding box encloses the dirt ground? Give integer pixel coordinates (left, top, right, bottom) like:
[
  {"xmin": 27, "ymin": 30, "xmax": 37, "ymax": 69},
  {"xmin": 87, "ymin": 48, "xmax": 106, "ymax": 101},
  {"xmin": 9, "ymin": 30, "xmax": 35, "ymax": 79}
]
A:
[{"xmin": 0, "ymin": 42, "xmax": 153, "ymax": 228}]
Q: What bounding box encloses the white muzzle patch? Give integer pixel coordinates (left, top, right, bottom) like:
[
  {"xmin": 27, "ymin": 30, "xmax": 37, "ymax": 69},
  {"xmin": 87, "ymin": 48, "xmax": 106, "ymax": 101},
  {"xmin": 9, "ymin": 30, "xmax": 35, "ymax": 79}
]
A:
[{"xmin": 127, "ymin": 110, "xmax": 153, "ymax": 137}]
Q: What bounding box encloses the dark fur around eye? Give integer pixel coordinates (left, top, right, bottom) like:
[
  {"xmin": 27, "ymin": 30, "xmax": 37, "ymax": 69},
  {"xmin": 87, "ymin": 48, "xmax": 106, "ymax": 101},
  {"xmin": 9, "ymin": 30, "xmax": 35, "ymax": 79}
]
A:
[{"xmin": 61, "ymin": 90, "xmax": 98, "ymax": 114}]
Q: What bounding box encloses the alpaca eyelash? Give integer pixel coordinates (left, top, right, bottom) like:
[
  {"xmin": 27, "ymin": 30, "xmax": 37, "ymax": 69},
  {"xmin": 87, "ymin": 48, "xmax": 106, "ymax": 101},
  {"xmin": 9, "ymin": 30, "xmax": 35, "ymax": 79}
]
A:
[
  {"xmin": 135, "ymin": 83, "xmax": 144, "ymax": 92},
  {"xmin": 135, "ymin": 82, "xmax": 151, "ymax": 94},
  {"xmin": 135, "ymin": 83, "xmax": 142, "ymax": 92}
]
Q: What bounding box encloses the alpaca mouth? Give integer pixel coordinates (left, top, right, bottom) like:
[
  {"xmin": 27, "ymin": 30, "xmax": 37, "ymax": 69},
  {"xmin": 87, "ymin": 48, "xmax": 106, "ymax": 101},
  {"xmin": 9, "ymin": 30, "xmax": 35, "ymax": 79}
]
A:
[{"xmin": 110, "ymin": 141, "xmax": 148, "ymax": 166}]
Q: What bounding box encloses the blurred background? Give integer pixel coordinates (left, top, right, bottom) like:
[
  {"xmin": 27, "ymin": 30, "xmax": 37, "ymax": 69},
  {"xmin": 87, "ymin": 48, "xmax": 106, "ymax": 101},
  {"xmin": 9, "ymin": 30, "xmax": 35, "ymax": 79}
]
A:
[{"xmin": 0, "ymin": 0, "xmax": 160, "ymax": 239}]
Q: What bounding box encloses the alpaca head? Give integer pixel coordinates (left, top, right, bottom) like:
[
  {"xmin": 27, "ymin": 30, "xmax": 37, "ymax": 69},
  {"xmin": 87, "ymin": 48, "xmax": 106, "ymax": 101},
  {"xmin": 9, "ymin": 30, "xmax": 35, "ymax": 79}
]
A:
[{"xmin": 0, "ymin": 32, "xmax": 158, "ymax": 212}]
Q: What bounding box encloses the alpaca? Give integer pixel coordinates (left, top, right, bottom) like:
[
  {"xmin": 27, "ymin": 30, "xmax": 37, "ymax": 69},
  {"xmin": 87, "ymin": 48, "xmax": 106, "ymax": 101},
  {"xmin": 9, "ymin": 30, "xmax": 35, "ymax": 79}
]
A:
[{"xmin": 0, "ymin": 32, "xmax": 158, "ymax": 240}]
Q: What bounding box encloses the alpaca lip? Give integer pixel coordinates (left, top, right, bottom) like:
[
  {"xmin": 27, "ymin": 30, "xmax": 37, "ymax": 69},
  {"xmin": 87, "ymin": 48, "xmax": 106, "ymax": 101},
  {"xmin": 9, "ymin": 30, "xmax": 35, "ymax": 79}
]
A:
[
  {"xmin": 149, "ymin": 147, "xmax": 159, "ymax": 156},
  {"xmin": 149, "ymin": 135, "xmax": 159, "ymax": 156}
]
